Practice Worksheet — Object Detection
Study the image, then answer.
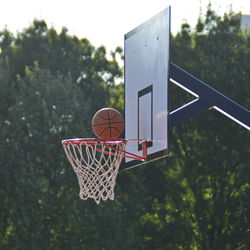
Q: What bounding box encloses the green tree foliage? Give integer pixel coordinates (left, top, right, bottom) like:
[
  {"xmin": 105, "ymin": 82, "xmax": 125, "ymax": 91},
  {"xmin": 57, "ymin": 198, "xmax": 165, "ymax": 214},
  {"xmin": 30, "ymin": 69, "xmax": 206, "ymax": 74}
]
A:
[
  {"xmin": 0, "ymin": 20, "xmax": 125, "ymax": 249},
  {"xmin": 137, "ymin": 7, "xmax": 250, "ymax": 250},
  {"xmin": 0, "ymin": 20, "xmax": 122, "ymax": 113}
]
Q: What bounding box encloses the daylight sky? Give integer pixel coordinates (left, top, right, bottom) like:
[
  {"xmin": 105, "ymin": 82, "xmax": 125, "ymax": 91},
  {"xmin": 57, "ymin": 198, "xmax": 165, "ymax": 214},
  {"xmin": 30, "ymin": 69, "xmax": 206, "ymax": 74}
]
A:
[{"xmin": 1, "ymin": 0, "xmax": 249, "ymax": 52}]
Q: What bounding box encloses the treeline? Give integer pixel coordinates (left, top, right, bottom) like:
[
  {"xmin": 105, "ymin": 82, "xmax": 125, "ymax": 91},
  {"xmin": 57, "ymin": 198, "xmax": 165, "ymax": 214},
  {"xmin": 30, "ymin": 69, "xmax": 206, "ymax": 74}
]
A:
[{"xmin": 0, "ymin": 6, "xmax": 250, "ymax": 250}]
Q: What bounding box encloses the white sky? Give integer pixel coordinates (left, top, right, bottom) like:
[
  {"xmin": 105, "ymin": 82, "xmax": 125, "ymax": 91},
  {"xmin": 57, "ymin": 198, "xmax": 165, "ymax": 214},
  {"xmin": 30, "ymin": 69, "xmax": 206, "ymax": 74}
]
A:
[{"xmin": 0, "ymin": 0, "xmax": 249, "ymax": 52}]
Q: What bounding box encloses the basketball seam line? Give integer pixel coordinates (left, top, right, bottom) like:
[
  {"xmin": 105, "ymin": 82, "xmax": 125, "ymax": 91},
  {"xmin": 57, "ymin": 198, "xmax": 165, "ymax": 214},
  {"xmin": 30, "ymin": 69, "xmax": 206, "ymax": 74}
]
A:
[
  {"xmin": 98, "ymin": 127, "xmax": 122, "ymax": 137},
  {"xmin": 96, "ymin": 112, "xmax": 119, "ymax": 121},
  {"xmin": 108, "ymin": 110, "xmax": 111, "ymax": 137},
  {"xmin": 92, "ymin": 121, "xmax": 124, "ymax": 126}
]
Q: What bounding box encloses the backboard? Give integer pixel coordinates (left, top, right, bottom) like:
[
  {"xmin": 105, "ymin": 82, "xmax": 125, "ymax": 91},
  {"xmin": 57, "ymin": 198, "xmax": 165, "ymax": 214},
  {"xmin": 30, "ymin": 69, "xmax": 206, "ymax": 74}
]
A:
[{"xmin": 124, "ymin": 6, "xmax": 171, "ymax": 168}]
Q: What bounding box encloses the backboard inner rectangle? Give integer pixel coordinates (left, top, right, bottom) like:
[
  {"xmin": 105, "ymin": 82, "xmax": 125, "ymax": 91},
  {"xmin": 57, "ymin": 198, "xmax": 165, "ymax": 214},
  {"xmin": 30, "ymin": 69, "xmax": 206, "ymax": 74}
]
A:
[{"xmin": 138, "ymin": 85, "xmax": 153, "ymax": 150}]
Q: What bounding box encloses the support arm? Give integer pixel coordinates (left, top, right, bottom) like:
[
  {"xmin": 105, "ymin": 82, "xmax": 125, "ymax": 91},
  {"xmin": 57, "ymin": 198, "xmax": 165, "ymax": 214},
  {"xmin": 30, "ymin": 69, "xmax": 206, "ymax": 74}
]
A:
[{"xmin": 169, "ymin": 63, "xmax": 250, "ymax": 130}]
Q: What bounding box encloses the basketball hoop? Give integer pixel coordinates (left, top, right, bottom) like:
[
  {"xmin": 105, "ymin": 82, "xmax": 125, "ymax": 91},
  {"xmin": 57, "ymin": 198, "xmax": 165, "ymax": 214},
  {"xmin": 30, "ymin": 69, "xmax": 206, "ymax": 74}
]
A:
[{"xmin": 62, "ymin": 138, "xmax": 147, "ymax": 204}]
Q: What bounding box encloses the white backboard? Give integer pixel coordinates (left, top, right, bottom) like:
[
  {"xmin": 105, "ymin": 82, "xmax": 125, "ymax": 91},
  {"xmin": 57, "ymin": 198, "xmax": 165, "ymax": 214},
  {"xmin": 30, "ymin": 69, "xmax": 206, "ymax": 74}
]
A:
[{"xmin": 124, "ymin": 6, "xmax": 171, "ymax": 168}]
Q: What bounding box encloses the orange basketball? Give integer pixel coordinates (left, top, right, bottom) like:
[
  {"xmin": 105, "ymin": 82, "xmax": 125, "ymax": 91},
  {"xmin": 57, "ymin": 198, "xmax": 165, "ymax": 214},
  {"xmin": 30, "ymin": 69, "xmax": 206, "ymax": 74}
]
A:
[{"xmin": 92, "ymin": 108, "xmax": 124, "ymax": 138}]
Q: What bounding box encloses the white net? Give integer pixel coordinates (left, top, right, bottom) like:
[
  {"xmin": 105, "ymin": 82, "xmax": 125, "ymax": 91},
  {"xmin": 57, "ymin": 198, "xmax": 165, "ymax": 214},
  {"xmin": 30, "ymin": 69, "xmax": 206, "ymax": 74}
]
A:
[{"xmin": 62, "ymin": 139, "xmax": 126, "ymax": 204}]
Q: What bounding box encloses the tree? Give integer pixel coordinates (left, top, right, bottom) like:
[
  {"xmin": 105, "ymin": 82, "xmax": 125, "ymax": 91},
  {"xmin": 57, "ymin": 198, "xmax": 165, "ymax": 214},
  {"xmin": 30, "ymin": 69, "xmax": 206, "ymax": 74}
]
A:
[
  {"xmin": 137, "ymin": 7, "xmax": 250, "ymax": 249},
  {"xmin": 0, "ymin": 20, "xmax": 124, "ymax": 249},
  {"xmin": 0, "ymin": 20, "xmax": 122, "ymax": 90}
]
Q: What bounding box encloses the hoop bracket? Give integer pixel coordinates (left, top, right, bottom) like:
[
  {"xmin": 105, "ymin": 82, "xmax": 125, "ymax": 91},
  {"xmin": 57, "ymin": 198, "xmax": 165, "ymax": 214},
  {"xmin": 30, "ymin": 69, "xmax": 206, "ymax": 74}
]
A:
[{"xmin": 107, "ymin": 139, "xmax": 148, "ymax": 162}]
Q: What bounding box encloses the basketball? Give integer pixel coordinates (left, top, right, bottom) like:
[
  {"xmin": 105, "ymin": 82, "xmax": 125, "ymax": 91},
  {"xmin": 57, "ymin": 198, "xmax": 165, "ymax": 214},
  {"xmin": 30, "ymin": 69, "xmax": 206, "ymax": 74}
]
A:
[{"xmin": 92, "ymin": 108, "xmax": 124, "ymax": 138}]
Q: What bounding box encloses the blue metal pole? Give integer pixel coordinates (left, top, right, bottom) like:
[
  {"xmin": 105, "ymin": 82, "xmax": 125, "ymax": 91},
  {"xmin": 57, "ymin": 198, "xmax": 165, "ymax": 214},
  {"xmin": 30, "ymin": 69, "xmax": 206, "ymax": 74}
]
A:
[{"xmin": 169, "ymin": 63, "xmax": 250, "ymax": 130}]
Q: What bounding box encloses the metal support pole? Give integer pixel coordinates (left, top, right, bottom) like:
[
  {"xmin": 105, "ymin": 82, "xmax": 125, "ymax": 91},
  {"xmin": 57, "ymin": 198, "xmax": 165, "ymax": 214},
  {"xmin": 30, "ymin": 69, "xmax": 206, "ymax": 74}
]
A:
[{"xmin": 169, "ymin": 63, "xmax": 250, "ymax": 130}]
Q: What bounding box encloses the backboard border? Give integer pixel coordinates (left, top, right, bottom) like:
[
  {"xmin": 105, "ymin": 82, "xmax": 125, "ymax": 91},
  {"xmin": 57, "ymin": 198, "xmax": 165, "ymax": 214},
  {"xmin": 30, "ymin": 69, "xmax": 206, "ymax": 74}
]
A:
[
  {"xmin": 124, "ymin": 148, "xmax": 170, "ymax": 170},
  {"xmin": 123, "ymin": 6, "xmax": 171, "ymax": 169}
]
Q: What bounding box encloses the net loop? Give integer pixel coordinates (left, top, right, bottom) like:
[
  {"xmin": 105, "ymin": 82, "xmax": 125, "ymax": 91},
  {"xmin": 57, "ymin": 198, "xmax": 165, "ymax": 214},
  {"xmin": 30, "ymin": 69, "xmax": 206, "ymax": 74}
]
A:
[{"xmin": 62, "ymin": 139, "xmax": 126, "ymax": 204}]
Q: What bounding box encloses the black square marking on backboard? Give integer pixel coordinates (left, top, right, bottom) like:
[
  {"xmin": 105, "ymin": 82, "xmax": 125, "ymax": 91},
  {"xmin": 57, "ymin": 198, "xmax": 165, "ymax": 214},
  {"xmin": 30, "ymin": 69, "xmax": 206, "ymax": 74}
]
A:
[{"xmin": 138, "ymin": 85, "xmax": 153, "ymax": 151}]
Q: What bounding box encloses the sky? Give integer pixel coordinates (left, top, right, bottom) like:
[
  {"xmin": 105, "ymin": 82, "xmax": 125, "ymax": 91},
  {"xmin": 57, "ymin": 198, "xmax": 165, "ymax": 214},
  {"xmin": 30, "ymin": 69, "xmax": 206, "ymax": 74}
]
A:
[{"xmin": 0, "ymin": 0, "xmax": 249, "ymax": 52}]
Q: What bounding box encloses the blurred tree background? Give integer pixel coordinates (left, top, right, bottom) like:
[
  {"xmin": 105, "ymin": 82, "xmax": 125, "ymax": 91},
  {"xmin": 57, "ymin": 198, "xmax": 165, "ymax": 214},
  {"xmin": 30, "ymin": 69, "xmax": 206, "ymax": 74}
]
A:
[{"xmin": 0, "ymin": 6, "xmax": 249, "ymax": 250}]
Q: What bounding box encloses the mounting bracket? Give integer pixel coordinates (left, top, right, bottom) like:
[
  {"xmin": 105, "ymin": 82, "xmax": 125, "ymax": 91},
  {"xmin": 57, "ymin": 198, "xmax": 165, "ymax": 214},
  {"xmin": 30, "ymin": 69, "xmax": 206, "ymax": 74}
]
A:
[{"xmin": 169, "ymin": 63, "xmax": 250, "ymax": 130}]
